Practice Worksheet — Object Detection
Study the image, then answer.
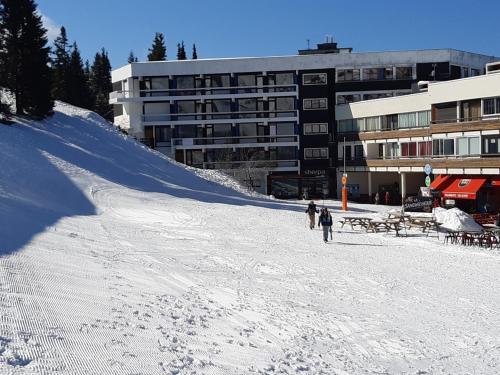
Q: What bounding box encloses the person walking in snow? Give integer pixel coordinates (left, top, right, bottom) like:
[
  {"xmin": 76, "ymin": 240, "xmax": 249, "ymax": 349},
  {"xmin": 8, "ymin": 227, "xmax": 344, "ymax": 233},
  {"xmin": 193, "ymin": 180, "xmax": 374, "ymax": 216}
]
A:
[
  {"xmin": 318, "ymin": 208, "xmax": 333, "ymax": 243},
  {"xmin": 305, "ymin": 200, "xmax": 319, "ymax": 230}
]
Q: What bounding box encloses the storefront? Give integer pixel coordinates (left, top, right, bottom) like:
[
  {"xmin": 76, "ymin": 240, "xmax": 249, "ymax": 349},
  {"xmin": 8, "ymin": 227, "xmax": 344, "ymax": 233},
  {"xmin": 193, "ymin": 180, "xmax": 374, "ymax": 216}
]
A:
[
  {"xmin": 431, "ymin": 175, "xmax": 500, "ymax": 214},
  {"xmin": 268, "ymin": 172, "xmax": 330, "ymax": 199}
]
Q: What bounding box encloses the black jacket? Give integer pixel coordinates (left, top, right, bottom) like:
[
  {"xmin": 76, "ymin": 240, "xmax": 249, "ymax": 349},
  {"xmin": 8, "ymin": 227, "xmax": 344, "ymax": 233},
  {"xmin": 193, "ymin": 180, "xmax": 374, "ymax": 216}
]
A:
[{"xmin": 305, "ymin": 203, "xmax": 319, "ymax": 215}]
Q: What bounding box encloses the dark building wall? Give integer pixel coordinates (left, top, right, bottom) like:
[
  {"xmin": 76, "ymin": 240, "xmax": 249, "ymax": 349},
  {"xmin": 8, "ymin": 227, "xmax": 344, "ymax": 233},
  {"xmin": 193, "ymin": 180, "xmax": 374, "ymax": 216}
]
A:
[{"xmin": 416, "ymin": 62, "xmax": 451, "ymax": 81}]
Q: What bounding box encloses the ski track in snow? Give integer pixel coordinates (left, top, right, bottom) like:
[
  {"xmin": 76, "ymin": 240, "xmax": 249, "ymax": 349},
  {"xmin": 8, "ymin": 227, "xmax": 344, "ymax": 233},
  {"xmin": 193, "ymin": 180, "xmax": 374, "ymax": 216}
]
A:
[{"xmin": 1, "ymin": 103, "xmax": 500, "ymax": 374}]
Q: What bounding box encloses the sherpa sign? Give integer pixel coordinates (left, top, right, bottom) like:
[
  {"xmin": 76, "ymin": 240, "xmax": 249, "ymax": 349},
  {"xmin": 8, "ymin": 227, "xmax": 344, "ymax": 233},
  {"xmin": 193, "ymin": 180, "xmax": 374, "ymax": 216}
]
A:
[{"xmin": 403, "ymin": 197, "xmax": 433, "ymax": 212}]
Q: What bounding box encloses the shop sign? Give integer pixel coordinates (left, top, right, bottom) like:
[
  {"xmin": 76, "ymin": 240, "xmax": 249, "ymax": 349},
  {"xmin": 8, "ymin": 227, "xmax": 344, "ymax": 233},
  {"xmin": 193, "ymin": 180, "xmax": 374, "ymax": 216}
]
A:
[
  {"xmin": 303, "ymin": 169, "xmax": 326, "ymax": 176},
  {"xmin": 403, "ymin": 197, "xmax": 433, "ymax": 212}
]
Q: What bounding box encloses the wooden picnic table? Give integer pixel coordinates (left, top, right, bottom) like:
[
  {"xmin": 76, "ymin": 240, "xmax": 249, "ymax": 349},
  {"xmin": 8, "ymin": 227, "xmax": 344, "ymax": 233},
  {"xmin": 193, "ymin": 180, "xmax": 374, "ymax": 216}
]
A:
[
  {"xmin": 340, "ymin": 216, "xmax": 373, "ymax": 230},
  {"xmin": 367, "ymin": 218, "xmax": 402, "ymax": 236}
]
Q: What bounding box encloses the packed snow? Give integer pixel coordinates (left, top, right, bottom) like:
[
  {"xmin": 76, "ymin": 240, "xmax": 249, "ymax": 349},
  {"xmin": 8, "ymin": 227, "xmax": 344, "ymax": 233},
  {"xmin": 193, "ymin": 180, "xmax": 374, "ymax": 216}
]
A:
[
  {"xmin": 1, "ymin": 102, "xmax": 500, "ymax": 374},
  {"xmin": 434, "ymin": 207, "xmax": 484, "ymax": 232}
]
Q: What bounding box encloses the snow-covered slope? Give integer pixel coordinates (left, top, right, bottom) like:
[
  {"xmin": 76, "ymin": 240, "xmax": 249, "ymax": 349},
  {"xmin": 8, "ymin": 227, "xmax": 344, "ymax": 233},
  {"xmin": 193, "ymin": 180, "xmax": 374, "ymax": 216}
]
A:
[{"xmin": 1, "ymin": 103, "xmax": 500, "ymax": 374}]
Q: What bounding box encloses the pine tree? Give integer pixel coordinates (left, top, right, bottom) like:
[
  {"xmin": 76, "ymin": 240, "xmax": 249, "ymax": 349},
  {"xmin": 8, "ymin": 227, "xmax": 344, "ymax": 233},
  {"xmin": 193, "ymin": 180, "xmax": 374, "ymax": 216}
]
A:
[
  {"xmin": 67, "ymin": 42, "xmax": 92, "ymax": 109},
  {"xmin": 176, "ymin": 43, "xmax": 182, "ymax": 60},
  {"xmin": 179, "ymin": 41, "xmax": 187, "ymax": 60},
  {"xmin": 0, "ymin": 0, "xmax": 53, "ymax": 118},
  {"xmin": 192, "ymin": 44, "xmax": 198, "ymax": 60},
  {"xmin": 127, "ymin": 50, "xmax": 138, "ymax": 63},
  {"xmin": 90, "ymin": 48, "xmax": 113, "ymax": 121},
  {"xmin": 51, "ymin": 26, "xmax": 70, "ymax": 102},
  {"xmin": 147, "ymin": 32, "xmax": 166, "ymax": 61}
]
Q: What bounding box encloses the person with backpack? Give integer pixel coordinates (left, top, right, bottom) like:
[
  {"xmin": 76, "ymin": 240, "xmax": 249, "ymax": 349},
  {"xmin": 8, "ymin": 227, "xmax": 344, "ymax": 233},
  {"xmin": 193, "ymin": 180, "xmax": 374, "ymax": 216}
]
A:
[
  {"xmin": 305, "ymin": 200, "xmax": 319, "ymax": 230},
  {"xmin": 318, "ymin": 207, "xmax": 333, "ymax": 243}
]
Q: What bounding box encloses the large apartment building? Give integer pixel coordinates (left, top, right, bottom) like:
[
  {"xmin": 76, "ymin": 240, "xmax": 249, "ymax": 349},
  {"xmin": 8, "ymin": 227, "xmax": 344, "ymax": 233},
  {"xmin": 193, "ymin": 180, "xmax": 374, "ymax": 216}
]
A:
[
  {"xmin": 335, "ymin": 61, "xmax": 500, "ymax": 213},
  {"xmin": 109, "ymin": 42, "xmax": 497, "ymax": 198}
]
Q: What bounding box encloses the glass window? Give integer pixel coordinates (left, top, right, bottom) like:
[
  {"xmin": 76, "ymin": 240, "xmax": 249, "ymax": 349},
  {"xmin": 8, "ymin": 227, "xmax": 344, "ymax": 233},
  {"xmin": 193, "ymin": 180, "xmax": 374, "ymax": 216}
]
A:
[
  {"xmin": 338, "ymin": 119, "xmax": 353, "ymax": 133},
  {"xmin": 304, "ymin": 148, "xmax": 328, "ymax": 159},
  {"xmin": 269, "ymin": 97, "xmax": 295, "ymax": 117},
  {"xmin": 144, "ymin": 102, "xmax": 170, "ymax": 114},
  {"xmin": 457, "ymin": 138, "xmax": 468, "ymax": 156},
  {"xmin": 177, "ymin": 101, "xmax": 195, "ymax": 114},
  {"xmin": 418, "ymin": 111, "xmax": 431, "ymax": 127},
  {"xmin": 176, "ymin": 76, "xmax": 194, "ymax": 89},
  {"xmin": 237, "ymin": 74, "xmax": 257, "ymax": 93},
  {"xmin": 418, "ymin": 141, "xmax": 432, "ymax": 156},
  {"xmin": 275, "ymin": 122, "xmax": 295, "ymax": 135},
  {"xmin": 336, "ymin": 69, "xmax": 360, "ymax": 82},
  {"xmin": 469, "ymin": 137, "xmax": 480, "ymax": 155},
  {"xmin": 365, "ymin": 116, "xmax": 380, "ymax": 131},
  {"xmin": 336, "ymin": 94, "xmax": 361, "ymax": 105},
  {"xmin": 155, "ymin": 126, "xmax": 172, "ymax": 142},
  {"xmin": 176, "ymin": 125, "xmax": 198, "ymax": 138},
  {"xmin": 396, "ymin": 67, "xmax": 413, "ymax": 79},
  {"xmin": 208, "ymin": 99, "xmax": 231, "ymax": 113},
  {"xmin": 483, "ymin": 97, "xmax": 500, "ymax": 115},
  {"xmin": 363, "ymin": 93, "xmax": 392, "ymax": 101},
  {"xmin": 398, "ymin": 112, "xmax": 417, "ymax": 128},
  {"xmin": 354, "ymin": 145, "xmax": 364, "ymax": 160},
  {"xmin": 363, "ymin": 68, "xmax": 378, "ymax": 80},
  {"xmin": 344, "ymin": 145, "xmax": 351, "ymax": 160},
  {"xmin": 113, "ymin": 104, "xmax": 123, "ymax": 117},
  {"xmin": 272, "ymin": 72, "xmax": 294, "ymax": 86},
  {"xmin": 303, "ymin": 73, "xmax": 327, "ymax": 85},
  {"xmin": 238, "ymin": 98, "xmax": 257, "ymax": 117},
  {"xmin": 471, "ymin": 68, "xmax": 481, "ymax": 77},
  {"xmin": 434, "ymin": 102, "xmax": 457, "ymax": 122},
  {"xmin": 304, "ymin": 123, "xmax": 328, "ymax": 135},
  {"xmin": 401, "ymin": 142, "xmax": 417, "ymax": 157},
  {"xmin": 384, "ymin": 68, "xmax": 393, "ymax": 80},
  {"xmin": 462, "ymin": 67, "xmax": 469, "ymax": 78},
  {"xmin": 211, "ymin": 75, "xmax": 230, "ymax": 88},
  {"xmin": 151, "ymin": 77, "xmax": 169, "ymax": 90},
  {"xmin": 303, "ymin": 98, "xmax": 328, "ymax": 110}
]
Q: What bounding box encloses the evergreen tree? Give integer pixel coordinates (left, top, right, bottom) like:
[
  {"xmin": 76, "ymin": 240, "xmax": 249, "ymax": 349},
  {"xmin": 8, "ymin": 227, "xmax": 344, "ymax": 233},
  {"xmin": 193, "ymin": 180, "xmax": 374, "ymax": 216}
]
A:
[
  {"xmin": 67, "ymin": 42, "xmax": 92, "ymax": 109},
  {"xmin": 0, "ymin": 97, "xmax": 12, "ymax": 123},
  {"xmin": 176, "ymin": 43, "xmax": 182, "ymax": 60},
  {"xmin": 127, "ymin": 50, "xmax": 138, "ymax": 63},
  {"xmin": 147, "ymin": 32, "xmax": 166, "ymax": 61},
  {"xmin": 89, "ymin": 48, "xmax": 113, "ymax": 121},
  {"xmin": 178, "ymin": 41, "xmax": 187, "ymax": 60},
  {"xmin": 51, "ymin": 26, "xmax": 70, "ymax": 102},
  {"xmin": 192, "ymin": 44, "xmax": 198, "ymax": 60},
  {"xmin": 0, "ymin": 0, "xmax": 53, "ymax": 118}
]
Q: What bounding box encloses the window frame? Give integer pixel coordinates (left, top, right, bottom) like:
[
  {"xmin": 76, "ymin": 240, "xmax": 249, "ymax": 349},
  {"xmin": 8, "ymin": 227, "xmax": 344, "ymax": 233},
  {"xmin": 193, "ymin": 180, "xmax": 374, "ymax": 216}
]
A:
[
  {"xmin": 302, "ymin": 73, "xmax": 327, "ymax": 85},
  {"xmin": 303, "ymin": 98, "xmax": 328, "ymax": 110},
  {"xmin": 303, "ymin": 123, "xmax": 328, "ymax": 135},
  {"xmin": 304, "ymin": 147, "xmax": 329, "ymax": 159}
]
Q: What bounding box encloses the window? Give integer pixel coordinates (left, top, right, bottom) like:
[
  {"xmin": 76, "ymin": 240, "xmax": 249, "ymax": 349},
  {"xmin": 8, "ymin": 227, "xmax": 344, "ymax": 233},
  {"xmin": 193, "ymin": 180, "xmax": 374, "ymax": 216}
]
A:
[
  {"xmin": 304, "ymin": 148, "xmax": 328, "ymax": 159},
  {"xmin": 434, "ymin": 102, "xmax": 457, "ymax": 123},
  {"xmin": 237, "ymin": 98, "xmax": 264, "ymax": 118},
  {"xmin": 336, "ymin": 94, "xmax": 361, "ymax": 105},
  {"xmin": 432, "ymin": 139, "xmax": 454, "ymax": 156},
  {"xmin": 383, "ymin": 68, "xmax": 393, "ymax": 80},
  {"xmin": 365, "ymin": 116, "xmax": 380, "ymax": 131},
  {"xmin": 418, "ymin": 141, "xmax": 432, "ymax": 156},
  {"xmin": 386, "ymin": 143, "xmax": 399, "ymax": 159},
  {"xmin": 483, "ymin": 97, "xmax": 500, "ymax": 115},
  {"xmin": 471, "ymin": 68, "xmax": 481, "ymax": 76},
  {"xmin": 151, "ymin": 77, "xmax": 169, "ymax": 90},
  {"xmin": 155, "ymin": 126, "xmax": 172, "ymax": 142},
  {"xmin": 176, "ymin": 101, "xmax": 197, "ymax": 120},
  {"xmin": 401, "ymin": 142, "xmax": 417, "ymax": 157},
  {"xmin": 275, "ymin": 122, "xmax": 295, "ymax": 136},
  {"xmin": 304, "ymin": 123, "xmax": 328, "ymax": 135},
  {"xmin": 382, "ymin": 115, "xmax": 398, "ymax": 130},
  {"xmin": 344, "ymin": 145, "xmax": 351, "ymax": 160},
  {"xmin": 378, "ymin": 144, "xmax": 384, "ymax": 158},
  {"xmin": 175, "ymin": 76, "xmax": 195, "ymax": 95},
  {"xmin": 338, "ymin": 119, "xmax": 353, "ymax": 133},
  {"xmin": 354, "ymin": 145, "xmax": 364, "ymax": 160},
  {"xmin": 363, "ymin": 93, "xmax": 392, "ymax": 101},
  {"xmin": 354, "ymin": 118, "xmax": 365, "ymax": 132},
  {"xmin": 456, "ymin": 137, "xmax": 480, "ymax": 156},
  {"xmin": 363, "ymin": 68, "xmax": 379, "ymax": 80},
  {"xmin": 268, "ymin": 72, "xmax": 294, "ymax": 91},
  {"xmin": 303, "ymin": 73, "xmax": 327, "ymax": 85},
  {"xmin": 237, "ymin": 74, "xmax": 258, "ymax": 93},
  {"xmin": 462, "ymin": 67, "xmax": 469, "ymax": 78},
  {"xmin": 269, "ymin": 97, "xmax": 295, "ymax": 117},
  {"xmin": 205, "ymin": 99, "xmax": 231, "ymax": 119},
  {"xmin": 303, "ymin": 98, "xmax": 328, "ymax": 110},
  {"xmin": 336, "ymin": 69, "xmax": 360, "ymax": 82},
  {"xmin": 398, "ymin": 112, "xmax": 417, "ymax": 128},
  {"xmin": 417, "ymin": 111, "xmax": 431, "ymax": 127},
  {"xmin": 396, "ymin": 67, "xmax": 413, "ymax": 79},
  {"xmin": 113, "ymin": 104, "xmax": 123, "ymax": 117},
  {"xmin": 483, "ymin": 136, "xmax": 500, "ymax": 154}
]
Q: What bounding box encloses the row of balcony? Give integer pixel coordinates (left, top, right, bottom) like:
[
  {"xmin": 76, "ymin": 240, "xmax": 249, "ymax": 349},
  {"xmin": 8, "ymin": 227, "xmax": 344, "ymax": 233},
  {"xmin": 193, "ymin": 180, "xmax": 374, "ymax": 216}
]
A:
[
  {"xmin": 110, "ymin": 84, "xmax": 298, "ymax": 100},
  {"xmin": 142, "ymin": 110, "xmax": 298, "ymax": 123}
]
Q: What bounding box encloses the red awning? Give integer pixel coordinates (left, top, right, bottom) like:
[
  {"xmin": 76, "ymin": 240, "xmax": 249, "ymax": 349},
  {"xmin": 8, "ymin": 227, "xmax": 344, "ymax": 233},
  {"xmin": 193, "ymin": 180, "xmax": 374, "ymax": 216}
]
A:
[
  {"xmin": 442, "ymin": 177, "xmax": 487, "ymax": 200},
  {"xmin": 491, "ymin": 177, "xmax": 500, "ymax": 188},
  {"xmin": 430, "ymin": 175, "xmax": 453, "ymax": 190}
]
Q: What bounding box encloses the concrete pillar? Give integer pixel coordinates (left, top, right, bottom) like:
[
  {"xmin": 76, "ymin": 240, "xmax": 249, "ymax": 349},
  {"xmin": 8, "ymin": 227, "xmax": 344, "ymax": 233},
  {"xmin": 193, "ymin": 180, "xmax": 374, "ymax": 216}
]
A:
[
  {"xmin": 368, "ymin": 172, "xmax": 373, "ymax": 200},
  {"xmin": 401, "ymin": 172, "xmax": 406, "ymax": 202}
]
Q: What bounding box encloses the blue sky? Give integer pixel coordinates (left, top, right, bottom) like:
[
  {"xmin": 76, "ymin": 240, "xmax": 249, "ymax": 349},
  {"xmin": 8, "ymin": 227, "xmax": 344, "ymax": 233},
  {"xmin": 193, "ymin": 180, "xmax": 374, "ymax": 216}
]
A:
[{"xmin": 37, "ymin": 0, "xmax": 500, "ymax": 69}]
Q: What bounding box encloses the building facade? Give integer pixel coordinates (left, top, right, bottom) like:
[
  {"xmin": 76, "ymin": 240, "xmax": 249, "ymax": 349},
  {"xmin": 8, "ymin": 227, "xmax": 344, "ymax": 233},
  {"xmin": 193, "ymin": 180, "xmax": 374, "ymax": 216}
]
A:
[
  {"xmin": 109, "ymin": 44, "xmax": 497, "ymax": 198},
  {"xmin": 335, "ymin": 62, "xmax": 500, "ymax": 213}
]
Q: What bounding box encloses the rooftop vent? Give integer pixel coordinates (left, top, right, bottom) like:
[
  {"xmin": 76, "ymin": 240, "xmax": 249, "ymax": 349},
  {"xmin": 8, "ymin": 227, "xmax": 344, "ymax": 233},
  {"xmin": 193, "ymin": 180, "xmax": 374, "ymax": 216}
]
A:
[{"xmin": 298, "ymin": 37, "xmax": 352, "ymax": 55}]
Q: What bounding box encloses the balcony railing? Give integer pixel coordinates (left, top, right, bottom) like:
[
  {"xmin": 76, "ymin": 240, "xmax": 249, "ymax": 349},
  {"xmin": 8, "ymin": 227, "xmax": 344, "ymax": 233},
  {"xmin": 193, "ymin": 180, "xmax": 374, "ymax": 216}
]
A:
[
  {"xmin": 142, "ymin": 110, "xmax": 298, "ymax": 123},
  {"xmin": 431, "ymin": 115, "xmax": 500, "ymax": 124},
  {"xmin": 138, "ymin": 84, "xmax": 297, "ymax": 97},
  {"xmin": 202, "ymin": 159, "xmax": 298, "ymax": 170},
  {"xmin": 171, "ymin": 134, "xmax": 298, "ymax": 147}
]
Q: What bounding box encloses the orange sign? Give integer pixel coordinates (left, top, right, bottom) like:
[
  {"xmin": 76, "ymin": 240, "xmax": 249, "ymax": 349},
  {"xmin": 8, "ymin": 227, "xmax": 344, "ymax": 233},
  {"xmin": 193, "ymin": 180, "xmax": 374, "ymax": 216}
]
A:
[{"xmin": 341, "ymin": 175, "xmax": 347, "ymax": 185}]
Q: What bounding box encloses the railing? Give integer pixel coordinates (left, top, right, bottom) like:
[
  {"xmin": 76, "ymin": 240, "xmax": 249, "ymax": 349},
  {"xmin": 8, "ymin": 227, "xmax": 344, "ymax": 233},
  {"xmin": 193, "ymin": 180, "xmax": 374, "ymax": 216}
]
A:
[
  {"xmin": 202, "ymin": 159, "xmax": 298, "ymax": 170},
  {"xmin": 109, "ymin": 90, "xmax": 133, "ymax": 100},
  {"xmin": 137, "ymin": 84, "xmax": 297, "ymax": 97},
  {"xmin": 338, "ymin": 153, "xmax": 490, "ymax": 163},
  {"xmin": 171, "ymin": 135, "xmax": 298, "ymax": 147},
  {"xmin": 431, "ymin": 115, "xmax": 500, "ymax": 124},
  {"xmin": 142, "ymin": 110, "xmax": 298, "ymax": 123}
]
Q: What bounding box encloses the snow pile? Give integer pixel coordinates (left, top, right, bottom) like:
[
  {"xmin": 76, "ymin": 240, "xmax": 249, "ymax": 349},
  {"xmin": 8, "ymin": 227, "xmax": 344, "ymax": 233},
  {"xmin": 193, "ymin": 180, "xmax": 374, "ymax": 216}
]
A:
[{"xmin": 434, "ymin": 207, "xmax": 483, "ymax": 231}]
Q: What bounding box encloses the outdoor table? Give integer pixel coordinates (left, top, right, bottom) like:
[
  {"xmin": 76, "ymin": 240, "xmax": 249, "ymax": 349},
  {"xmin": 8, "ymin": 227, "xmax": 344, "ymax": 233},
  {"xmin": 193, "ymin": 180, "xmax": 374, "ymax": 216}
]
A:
[
  {"xmin": 367, "ymin": 219, "xmax": 402, "ymax": 236},
  {"xmin": 340, "ymin": 216, "xmax": 373, "ymax": 230},
  {"xmin": 422, "ymin": 219, "xmax": 442, "ymax": 238}
]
